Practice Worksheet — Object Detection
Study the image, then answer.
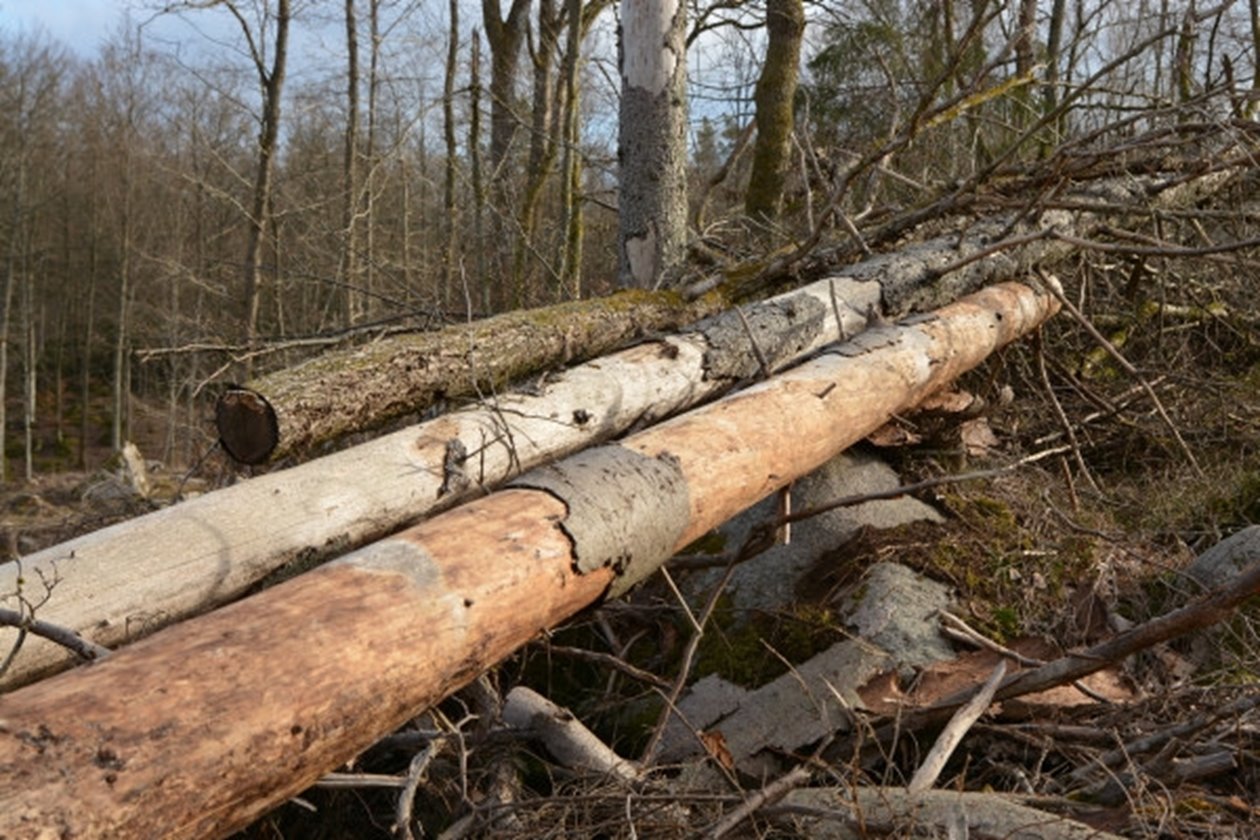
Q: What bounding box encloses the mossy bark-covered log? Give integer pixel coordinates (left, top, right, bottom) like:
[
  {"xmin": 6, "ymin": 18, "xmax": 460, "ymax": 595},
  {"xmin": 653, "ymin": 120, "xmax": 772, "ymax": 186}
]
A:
[
  {"xmin": 216, "ymin": 289, "xmax": 720, "ymax": 464},
  {"xmin": 0, "ymin": 280, "xmax": 1059, "ymax": 838}
]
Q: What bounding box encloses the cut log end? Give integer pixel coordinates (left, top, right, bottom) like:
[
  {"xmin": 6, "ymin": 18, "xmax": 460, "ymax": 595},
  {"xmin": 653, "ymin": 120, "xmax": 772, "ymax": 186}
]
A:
[{"xmin": 216, "ymin": 387, "xmax": 280, "ymax": 465}]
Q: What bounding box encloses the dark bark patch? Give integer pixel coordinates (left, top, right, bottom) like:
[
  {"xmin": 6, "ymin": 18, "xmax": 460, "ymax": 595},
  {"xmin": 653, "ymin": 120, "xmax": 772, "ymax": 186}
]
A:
[{"xmin": 700, "ymin": 294, "xmax": 827, "ymax": 381}]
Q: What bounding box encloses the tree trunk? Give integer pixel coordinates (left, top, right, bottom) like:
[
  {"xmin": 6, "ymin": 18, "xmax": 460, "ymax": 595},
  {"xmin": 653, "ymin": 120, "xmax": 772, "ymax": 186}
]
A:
[
  {"xmin": 1174, "ymin": 5, "xmax": 1195, "ymax": 108},
  {"xmin": 556, "ymin": 0, "xmax": 592, "ymax": 298},
  {"xmin": 482, "ymin": 0, "xmax": 531, "ymax": 179},
  {"xmin": 618, "ymin": 0, "xmax": 687, "ymax": 289},
  {"xmin": 1011, "ymin": 0, "xmax": 1038, "ymax": 139},
  {"xmin": 480, "ymin": 0, "xmax": 531, "ymax": 306},
  {"xmin": 111, "ymin": 145, "xmax": 131, "ymax": 454},
  {"xmin": 22, "ymin": 256, "xmax": 35, "ymax": 482},
  {"xmin": 1250, "ymin": 0, "xmax": 1260, "ymax": 117},
  {"xmin": 364, "ymin": 0, "xmax": 380, "ymax": 318},
  {"xmin": 442, "ymin": 0, "xmax": 459, "ymax": 306},
  {"xmin": 1041, "ymin": 0, "xmax": 1068, "ymax": 149},
  {"xmin": 0, "ymin": 280, "xmax": 1059, "ymax": 838},
  {"xmin": 0, "ymin": 159, "xmax": 23, "ymax": 484},
  {"xmin": 341, "ymin": 0, "xmax": 362, "ymax": 327},
  {"xmin": 241, "ymin": 0, "xmax": 290, "ymax": 368},
  {"xmin": 512, "ymin": 0, "xmax": 560, "ymax": 301},
  {"xmin": 78, "ymin": 165, "xmax": 98, "ymax": 471},
  {"xmin": 470, "ymin": 31, "xmax": 488, "ymax": 308},
  {"xmin": 745, "ymin": 0, "xmax": 805, "ymax": 225}
]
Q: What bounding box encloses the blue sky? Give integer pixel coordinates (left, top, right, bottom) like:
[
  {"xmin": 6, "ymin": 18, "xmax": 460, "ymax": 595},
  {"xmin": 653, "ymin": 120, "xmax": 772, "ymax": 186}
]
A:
[{"xmin": 0, "ymin": 0, "xmax": 129, "ymax": 56}]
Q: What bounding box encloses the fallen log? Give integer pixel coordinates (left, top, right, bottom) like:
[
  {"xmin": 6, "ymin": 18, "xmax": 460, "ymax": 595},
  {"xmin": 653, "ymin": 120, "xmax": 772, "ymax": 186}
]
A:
[
  {"xmin": 7, "ymin": 168, "xmax": 1227, "ymax": 690},
  {"xmin": 0, "ymin": 275, "xmax": 879, "ymax": 691},
  {"xmin": 217, "ymin": 167, "xmax": 1238, "ymax": 466},
  {"xmin": 214, "ymin": 290, "xmax": 720, "ymax": 464},
  {"xmin": 0, "ymin": 280, "xmax": 1059, "ymax": 838}
]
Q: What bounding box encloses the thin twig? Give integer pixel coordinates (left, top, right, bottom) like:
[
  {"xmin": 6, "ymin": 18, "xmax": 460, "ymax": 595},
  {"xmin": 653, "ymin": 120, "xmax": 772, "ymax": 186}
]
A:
[
  {"xmin": 774, "ymin": 446, "xmax": 1071, "ymax": 529},
  {"xmin": 908, "ymin": 661, "xmax": 1006, "ymax": 794},
  {"xmin": 1049, "ymin": 229, "xmax": 1260, "ymax": 258},
  {"xmin": 394, "ymin": 738, "xmax": 447, "ymax": 839},
  {"xmin": 1067, "ymin": 691, "xmax": 1260, "ymax": 785},
  {"xmin": 732, "ymin": 304, "xmax": 771, "ymax": 378},
  {"xmin": 546, "ymin": 645, "xmax": 672, "ymax": 690},
  {"xmin": 938, "ymin": 611, "xmax": 1112, "ymax": 703},
  {"xmin": 1035, "ymin": 332, "xmax": 1102, "ymax": 493},
  {"xmin": 0, "ymin": 608, "xmax": 110, "ymax": 664},
  {"xmin": 855, "ymin": 556, "xmax": 1260, "ymax": 751},
  {"xmin": 1038, "ymin": 270, "xmax": 1203, "ymax": 476},
  {"xmin": 704, "ymin": 764, "xmax": 813, "ymax": 839},
  {"xmin": 641, "ymin": 518, "xmax": 789, "ymax": 767}
]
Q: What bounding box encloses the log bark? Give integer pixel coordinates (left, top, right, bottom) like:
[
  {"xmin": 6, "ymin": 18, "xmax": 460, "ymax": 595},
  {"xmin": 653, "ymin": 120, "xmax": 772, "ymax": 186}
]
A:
[
  {"xmin": 0, "ymin": 280, "xmax": 1058, "ymax": 838},
  {"xmin": 216, "ymin": 289, "xmax": 719, "ymax": 464}
]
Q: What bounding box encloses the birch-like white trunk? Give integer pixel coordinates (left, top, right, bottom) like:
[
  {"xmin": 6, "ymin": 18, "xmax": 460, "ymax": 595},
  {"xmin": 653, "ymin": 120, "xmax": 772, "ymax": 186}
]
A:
[{"xmin": 617, "ymin": 0, "xmax": 687, "ymax": 289}]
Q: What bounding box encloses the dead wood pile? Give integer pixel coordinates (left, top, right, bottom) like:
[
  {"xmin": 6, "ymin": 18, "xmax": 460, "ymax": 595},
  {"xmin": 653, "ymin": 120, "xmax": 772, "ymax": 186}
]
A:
[
  {"xmin": 0, "ymin": 163, "xmax": 1240, "ymax": 694},
  {"xmin": 0, "ymin": 280, "xmax": 1060, "ymax": 837},
  {"xmin": 2, "ymin": 142, "xmax": 1259, "ymax": 838}
]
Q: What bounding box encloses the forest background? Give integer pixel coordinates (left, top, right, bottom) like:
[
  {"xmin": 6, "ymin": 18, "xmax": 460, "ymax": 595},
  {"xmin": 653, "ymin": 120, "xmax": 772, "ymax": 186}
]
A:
[{"xmin": 0, "ymin": 0, "xmax": 1252, "ymax": 488}]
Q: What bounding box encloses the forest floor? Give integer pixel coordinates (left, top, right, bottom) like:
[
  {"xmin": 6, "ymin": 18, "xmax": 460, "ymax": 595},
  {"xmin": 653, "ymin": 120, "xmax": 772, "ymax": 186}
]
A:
[
  {"xmin": 4, "ymin": 247, "xmax": 1260, "ymax": 839},
  {"xmin": 0, "ymin": 391, "xmax": 216, "ymax": 559},
  {"xmin": 231, "ymin": 250, "xmax": 1258, "ymax": 838}
]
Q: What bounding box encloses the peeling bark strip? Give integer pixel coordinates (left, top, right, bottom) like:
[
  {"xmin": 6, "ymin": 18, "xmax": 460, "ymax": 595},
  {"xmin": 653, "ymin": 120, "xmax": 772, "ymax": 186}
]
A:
[
  {"xmin": 0, "ymin": 281, "xmax": 1058, "ymax": 838},
  {"xmin": 0, "ymin": 276, "xmax": 875, "ymax": 692},
  {"xmin": 509, "ymin": 446, "xmax": 689, "ymax": 597}
]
